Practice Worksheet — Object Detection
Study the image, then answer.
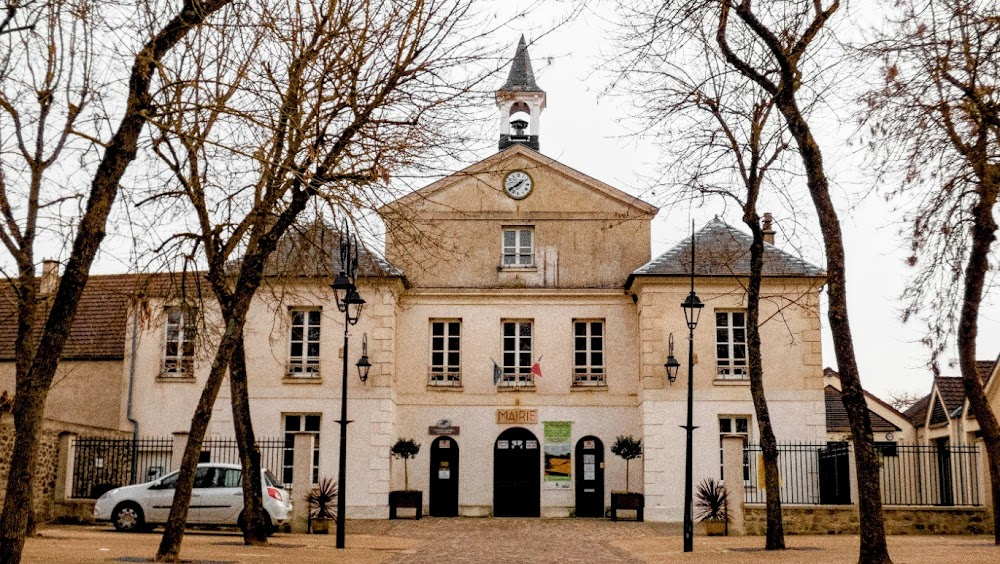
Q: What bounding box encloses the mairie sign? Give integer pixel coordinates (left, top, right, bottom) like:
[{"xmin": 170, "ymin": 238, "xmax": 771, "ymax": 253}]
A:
[{"xmin": 496, "ymin": 408, "xmax": 538, "ymax": 425}]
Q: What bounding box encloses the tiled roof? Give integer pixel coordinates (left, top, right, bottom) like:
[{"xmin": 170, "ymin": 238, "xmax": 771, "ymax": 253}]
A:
[
  {"xmin": 976, "ymin": 360, "xmax": 996, "ymax": 383},
  {"xmin": 631, "ymin": 217, "xmax": 825, "ymax": 278},
  {"xmin": 825, "ymin": 386, "xmax": 901, "ymax": 434},
  {"xmin": 0, "ymin": 272, "xmax": 199, "ymax": 361},
  {"xmin": 498, "ymin": 35, "xmax": 543, "ymax": 93},
  {"xmin": 935, "ymin": 376, "xmax": 966, "ymax": 413},
  {"xmin": 904, "ymin": 394, "xmax": 931, "ymax": 426}
]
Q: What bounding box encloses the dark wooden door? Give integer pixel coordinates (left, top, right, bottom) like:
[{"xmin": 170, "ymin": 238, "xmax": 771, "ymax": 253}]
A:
[
  {"xmin": 935, "ymin": 437, "xmax": 954, "ymax": 506},
  {"xmin": 493, "ymin": 428, "xmax": 540, "ymax": 517},
  {"xmin": 429, "ymin": 437, "xmax": 459, "ymax": 516},
  {"xmin": 574, "ymin": 436, "xmax": 604, "ymax": 517},
  {"xmin": 818, "ymin": 442, "xmax": 851, "ymax": 505}
]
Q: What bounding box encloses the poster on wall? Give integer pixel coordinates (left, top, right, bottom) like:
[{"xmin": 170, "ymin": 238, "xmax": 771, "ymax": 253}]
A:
[{"xmin": 543, "ymin": 421, "xmax": 572, "ymax": 490}]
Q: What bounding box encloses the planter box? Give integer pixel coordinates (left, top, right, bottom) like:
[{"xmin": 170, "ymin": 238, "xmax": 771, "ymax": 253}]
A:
[
  {"xmin": 389, "ymin": 490, "xmax": 423, "ymax": 520},
  {"xmin": 610, "ymin": 492, "xmax": 644, "ymax": 522},
  {"xmin": 700, "ymin": 519, "xmax": 727, "ymax": 536},
  {"xmin": 310, "ymin": 517, "xmax": 333, "ymax": 534}
]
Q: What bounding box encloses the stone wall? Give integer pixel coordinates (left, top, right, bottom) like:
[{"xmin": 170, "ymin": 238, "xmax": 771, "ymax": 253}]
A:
[
  {"xmin": 745, "ymin": 504, "xmax": 994, "ymax": 535},
  {"xmin": 0, "ymin": 414, "xmax": 126, "ymax": 522}
]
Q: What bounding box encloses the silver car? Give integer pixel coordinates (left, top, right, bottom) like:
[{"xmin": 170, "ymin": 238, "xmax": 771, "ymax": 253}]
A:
[{"xmin": 94, "ymin": 463, "xmax": 292, "ymax": 533}]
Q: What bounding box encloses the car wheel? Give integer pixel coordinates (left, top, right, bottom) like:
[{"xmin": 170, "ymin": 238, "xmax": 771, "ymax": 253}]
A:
[
  {"xmin": 238, "ymin": 511, "xmax": 275, "ymax": 536},
  {"xmin": 112, "ymin": 502, "xmax": 145, "ymax": 532}
]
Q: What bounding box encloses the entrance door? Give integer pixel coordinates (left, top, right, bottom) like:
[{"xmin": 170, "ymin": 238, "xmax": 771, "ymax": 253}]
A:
[
  {"xmin": 935, "ymin": 437, "xmax": 954, "ymax": 506},
  {"xmin": 494, "ymin": 428, "xmax": 540, "ymax": 517},
  {"xmin": 818, "ymin": 442, "xmax": 851, "ymax": 505},
  {"xmin": 429, "ymin": 437, "xmax": 459, "ymax": 516},
  {"xmin": 574, "ymin": 436, "xmax": 604, "ymax": 517}
]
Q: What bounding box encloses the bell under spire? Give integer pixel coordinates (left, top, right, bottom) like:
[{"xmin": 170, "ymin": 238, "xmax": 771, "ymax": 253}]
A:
[{"xmin": 496, "ymin": 35, "xmax": 546, "ymax": 151}]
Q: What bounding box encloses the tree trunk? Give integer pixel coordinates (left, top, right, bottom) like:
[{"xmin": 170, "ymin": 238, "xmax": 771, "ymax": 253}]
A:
[
  {"xmin": 156, "ymin": 309, "xmax": 251, "ymax": 561},
  {"xmin": 0, "ymin": 4, "xmax": 233, "ymax": 562},
  {"xmin": 743, "ymin": 211, "xmax": 785, "ymax": 550},
  {"xmin": 156, "ymin": 185, "xmax": 312, "ymax": 561},
  {"xmin": 230, "ymin": 336, "xmax": 269, "ymax": 545},
  {"xmin": 0, "ymin": 385, "xmax": 45, "ymax": 564},
  {"xmin": 776, "ymin": 93, "xmax": 891, "ymax": 563},
  {"xmin": 956, "ymin": 175, "xmax": 1000, "ymax": 544}
]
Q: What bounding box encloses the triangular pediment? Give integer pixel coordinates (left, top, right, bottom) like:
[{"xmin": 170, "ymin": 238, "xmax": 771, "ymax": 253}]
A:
[{"xmin": 381, "ymin": 144, "xmax": 657, "ymax": 219}]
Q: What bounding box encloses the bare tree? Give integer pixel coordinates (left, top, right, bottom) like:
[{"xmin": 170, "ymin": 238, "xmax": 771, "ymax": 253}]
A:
[
  {"xmin": 859, "ymin": 0, "xmax": 1000, "ymax": 544},
  {"xmin": 713, "ymin": 3, "xmax": 892, "ymax": 560},
  {"xmin": 144, "ymin": 0, "xmax": 493, "ymax": 559},
  {"xmin": 0, "ymin": 1, "xmax": 233, "ymax": 563},
  {"xmin": 612, "ymin": 7, "xmax": 803, "ymax": 547},
  {"xmin": 614, "ymin": 2, "xmax": 891, "ymax": 561}
]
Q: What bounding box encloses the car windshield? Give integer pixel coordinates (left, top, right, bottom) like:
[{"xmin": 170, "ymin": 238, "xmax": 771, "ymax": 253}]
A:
[
  {"xmin": 157, "ymin": 472, "xmax": 179, "ymax": 489},
  {"xmin": 263, "ymin": 470, "xmax": 281, "ymax": 488}
]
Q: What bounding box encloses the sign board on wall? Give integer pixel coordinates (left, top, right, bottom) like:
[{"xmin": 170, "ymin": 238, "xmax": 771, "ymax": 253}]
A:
[
  {"xmin": 543, "ymin": 421, "xmax": 572, "ymax": 490},
  {"xmin": 429, "ymin": 419, "xmax": 460, "ymax": 435},
  {"xmin": 496, "ymin": 409, "xmax": 538, "ymax": 425}
]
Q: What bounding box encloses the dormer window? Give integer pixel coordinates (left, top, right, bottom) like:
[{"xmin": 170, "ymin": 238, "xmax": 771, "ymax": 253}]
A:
[{"xmin": 502, "ymin": 227, "xmax": 534, "ymax": 267}]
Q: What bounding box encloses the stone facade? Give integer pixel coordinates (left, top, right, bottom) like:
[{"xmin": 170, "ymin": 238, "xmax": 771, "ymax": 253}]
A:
[
  {"xmin": 0, "ymin": 414, "xmax": 127, "ymax": 522},
  {"xmin": 744, "ymin": 504, "xmax": 994, "ymax": 535}
]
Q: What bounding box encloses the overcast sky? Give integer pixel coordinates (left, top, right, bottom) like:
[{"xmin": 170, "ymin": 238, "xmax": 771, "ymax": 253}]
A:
[{"xmin": 485, "ymin": 1, "xmax": 1000, "ymax": 403}]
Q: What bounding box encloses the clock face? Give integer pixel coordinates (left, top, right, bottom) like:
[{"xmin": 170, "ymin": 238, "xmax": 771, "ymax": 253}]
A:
[{"xmin": 504, "ymin": 170, "xmax": 533, "ymax": 199}]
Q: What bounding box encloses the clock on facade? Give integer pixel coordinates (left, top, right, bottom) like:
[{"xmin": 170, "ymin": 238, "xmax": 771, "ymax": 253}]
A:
[{"xmin": 503, "ymin": 170, "xmax": 533, "ymax": 199}]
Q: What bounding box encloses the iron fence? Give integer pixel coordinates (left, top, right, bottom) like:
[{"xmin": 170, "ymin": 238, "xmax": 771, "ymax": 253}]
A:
[
  {"xmin": 71, "ymin": 437, "xmax": 173, "ymax": 499},
  {"xmin": 743, "ymin": 442, "xmax": 982, "ymax": 507},
  {"xmin": 71, "ymin": 436, "xmax": 288, "ymax": 498},
  {"xmin": 199, "ymin": 437, "xmax": 287, "ymax": 486}
]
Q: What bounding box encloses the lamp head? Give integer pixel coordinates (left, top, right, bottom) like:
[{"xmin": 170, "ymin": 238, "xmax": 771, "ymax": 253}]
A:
[{"xmin": 681, "ymin": 291, "xmax": 704, "ymax": 329}]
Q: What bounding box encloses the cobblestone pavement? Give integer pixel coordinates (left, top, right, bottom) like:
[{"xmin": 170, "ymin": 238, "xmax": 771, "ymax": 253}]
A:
[
  {"xmin": 19, "ymin": 520, "xmax": 1000, "ymax": 564},
  {"xmin": 380, "ymin": 518, "xmax": 671, "ymax": 564}
]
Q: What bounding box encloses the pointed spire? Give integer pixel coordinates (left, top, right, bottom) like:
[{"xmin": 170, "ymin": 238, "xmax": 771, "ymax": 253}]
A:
[{"xmin": 499, "ymin": 35, "xmax": 543, "ymax": 92}]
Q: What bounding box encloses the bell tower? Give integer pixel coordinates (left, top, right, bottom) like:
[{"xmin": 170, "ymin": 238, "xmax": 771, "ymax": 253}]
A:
[{"xmin": 496, "ymin": 35, "xmax": 546, "ymax": 151}]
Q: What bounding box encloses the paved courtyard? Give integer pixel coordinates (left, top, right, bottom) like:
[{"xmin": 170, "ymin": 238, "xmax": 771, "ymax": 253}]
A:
[{"xmin": 19, "ymin": 519, "xmax": 1000, "ymax": 563}]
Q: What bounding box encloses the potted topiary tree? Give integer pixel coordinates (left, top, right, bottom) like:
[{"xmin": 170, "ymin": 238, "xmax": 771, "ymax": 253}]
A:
[
  {"xmin": 694, "ymin": 478, "xmax": 729, "ymax": 536},
  {"xmin": 307, "ymin": 477, "xmax": 337, "ymax": 534},
  {"xmin": 610, "ymin": 435, "xmax": 644, "ymax": 521},
  {"xmin": 389, "ymin": 438, "xmax": 422, "ymax": 519}
]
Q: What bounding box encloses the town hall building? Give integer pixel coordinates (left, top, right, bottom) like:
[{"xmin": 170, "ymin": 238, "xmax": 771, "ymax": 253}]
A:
[{"xmin": 1, "ymin": 38, "xmax": 829, "ymax": 523}]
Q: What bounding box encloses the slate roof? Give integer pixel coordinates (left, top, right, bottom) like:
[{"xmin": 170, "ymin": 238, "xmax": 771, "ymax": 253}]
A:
[
  {"xmin": 0, "ymin": 272, "xmax": 198, "ymax": 361},
  {"xmin": 498, "ymin": 35, "xmax": 543, "ymax": 93},
  {"xmin": 630, "ymin": 217, "xmax": 825, "ymax": 280},
  {"xmin": 256, "ymin": 222, "xmax": 402, "ymax": 278},
  {"xmin": 904, "ymin": 394, "xmax": 931, "ymax": 426},
  {"xmin": 825, "ymin": 386, "xmax": 902, "ymax": 434}
]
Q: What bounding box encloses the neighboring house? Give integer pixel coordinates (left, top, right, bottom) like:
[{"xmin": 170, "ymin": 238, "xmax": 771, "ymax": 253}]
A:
[
  {"xmin": 823, "ymin": 367, "xmax": 913, "ymax": 444},
  {"xmin": 0, "ymin": 38, "xmax": 831, "ymax": 522}
]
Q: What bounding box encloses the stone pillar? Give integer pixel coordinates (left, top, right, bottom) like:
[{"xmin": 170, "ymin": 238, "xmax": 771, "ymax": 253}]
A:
[
  {"xmin": 848, "ymin": 441, "xmax": 859, "ymax": 505},
  {"xmin": 977, "ymin": 439, "xmax": 993, "ymax": 510},
  {"xmin": 171, "ymin": 432, "xmax": 188, "ymax": 472},
  {"xmin": 55, "ymin": 432, "xmax": 76, "ymax": 501},
  {"xmin": 722, "ymin": 435, "xmax": 746, "ymax": 535},
  {"xmin": 290, "ymin": 432, "xmax": 314, "ymax": 534}
]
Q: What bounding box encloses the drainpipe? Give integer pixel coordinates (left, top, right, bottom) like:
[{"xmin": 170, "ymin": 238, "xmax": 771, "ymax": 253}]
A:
[{"xmin": 126, "ymin": 302, "xmax": 140, "ymax": 484}]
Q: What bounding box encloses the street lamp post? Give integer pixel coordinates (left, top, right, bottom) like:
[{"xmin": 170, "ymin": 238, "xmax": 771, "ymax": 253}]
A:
[
  {"xmin": 665, "ymin": 220, "xmax": 702, "ymax": 553},
  {"xmin": 330, "ymin": 221, "xmax": 366, "ymax": 549}
]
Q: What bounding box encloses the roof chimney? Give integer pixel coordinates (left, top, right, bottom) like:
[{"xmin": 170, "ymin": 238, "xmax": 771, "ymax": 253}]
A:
[
  {"xmin": 761, "ymin": 213, "xmax": 775, "ymax": 245},
  {"xmin": 40, "ymin": 259, "xmax": 59, "ymax": 294}
]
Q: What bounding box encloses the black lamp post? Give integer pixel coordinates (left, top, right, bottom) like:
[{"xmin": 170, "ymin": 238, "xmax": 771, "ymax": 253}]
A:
[
  {"xmin": 666, "ymin": 220, "xmax": 702, "ymax": 553},
  {"xmin": 330, "ymin": 221, "xmax": 365, "ymax": 549}
]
